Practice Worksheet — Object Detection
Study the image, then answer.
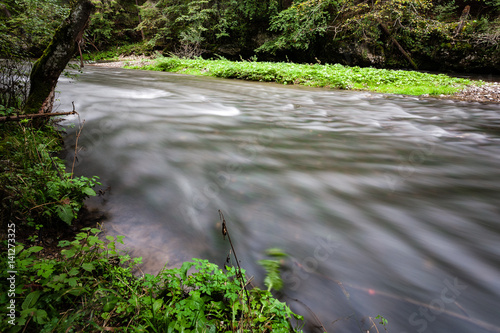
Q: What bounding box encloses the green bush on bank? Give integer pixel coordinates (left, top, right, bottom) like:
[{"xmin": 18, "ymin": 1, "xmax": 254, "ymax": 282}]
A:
[
  {"xmin": 0, "ymin": 121, "xmax": 100, "ymax": 232},
  {"xmin": 129, "ymin": 56, "xmax": 474, "ymax": 96},
  {"xmin": 0, "ymin": 228, "xmax": 303, "ymax": 332}
]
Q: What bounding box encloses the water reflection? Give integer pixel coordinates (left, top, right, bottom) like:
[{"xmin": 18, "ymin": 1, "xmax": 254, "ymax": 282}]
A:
[{"xmin": 58, "ymin": 68, "xmax": 500, "ymax": 333}]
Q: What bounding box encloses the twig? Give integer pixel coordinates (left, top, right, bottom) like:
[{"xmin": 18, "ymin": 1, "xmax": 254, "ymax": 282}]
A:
[
  {"xmin": 368, "ymin": 316, "xmax": 380, "ymax": 333},
  {"xmin": 377, "ymin": 18, "xmax": 418, "ymax": 70},
  {"xmin": 218, "ymin": 210, "xmax": 253, "ymax": 330},
  {"xmin": 71, "ymin": 111, "xmax": 85, "ymax": 178},
  {"xmin": 283, "ymin": 295, "xmax": 328, "ymax": 333}
]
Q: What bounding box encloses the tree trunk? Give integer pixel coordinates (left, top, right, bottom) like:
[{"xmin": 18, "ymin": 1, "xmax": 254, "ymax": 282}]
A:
[
  {"xmin": 454, "ymin": 5, "xmax": 470, "ymax": 36},
  {"xmin": 135, "ymin": 0, "xmax": 145, "ymax": 41},
  {"xmin": 24, "ymin": 0, "xmax": 95, "ymax": 115}
]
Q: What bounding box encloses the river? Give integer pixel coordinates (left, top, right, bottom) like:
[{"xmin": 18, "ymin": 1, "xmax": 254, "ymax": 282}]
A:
[{"xmin": 56, "ymin": 67, "xmax": 500, "ymax": 333}]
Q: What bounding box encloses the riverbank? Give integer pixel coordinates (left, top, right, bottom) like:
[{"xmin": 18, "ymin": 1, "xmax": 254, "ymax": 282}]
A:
[
  {"xmin": 90, "ymin": 55, "xmax": 500, "ymax": 104},
  {"xmin": 0, "ymin": 118, "xmax": 303, "ymax": 332}
]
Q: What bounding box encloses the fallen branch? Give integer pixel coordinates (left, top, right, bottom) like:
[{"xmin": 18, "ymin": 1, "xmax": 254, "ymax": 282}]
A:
[
  {"xmin": 0, "ymin": 111, "xmax": 77, "ymax": 122},
  {"xmin": 378, "ymin": 19, "xmax": 418, "ymax": 70}
]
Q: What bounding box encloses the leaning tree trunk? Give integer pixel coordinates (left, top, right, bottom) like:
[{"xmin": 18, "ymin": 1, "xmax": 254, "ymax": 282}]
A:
[{"xmin": 24, "ymin": 0, "xmax": 94, "ymax": 115}]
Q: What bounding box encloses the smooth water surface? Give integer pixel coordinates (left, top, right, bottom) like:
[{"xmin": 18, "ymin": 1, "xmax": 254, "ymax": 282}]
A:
[{"xmin": 57, "ymin": 67, "xmax": 500, "ymax": 333}]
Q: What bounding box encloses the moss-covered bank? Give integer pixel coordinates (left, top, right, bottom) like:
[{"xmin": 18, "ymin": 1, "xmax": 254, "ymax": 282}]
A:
[{"xmin": 126, "ymin": 55, "xmax": 476, "ymax": 96}]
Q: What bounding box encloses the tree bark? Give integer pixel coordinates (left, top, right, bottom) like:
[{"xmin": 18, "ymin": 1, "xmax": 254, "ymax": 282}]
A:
[
  {"xmin": 454, "ymin": 6, "xmax": 470, "ymax": 36},
  {"xmin": 24, "ymin": 0, "xmax": 95, "ymax": 115},
  {"xmin": 135, "ymin": 0, "xmax": 145, "ymax": 40}
]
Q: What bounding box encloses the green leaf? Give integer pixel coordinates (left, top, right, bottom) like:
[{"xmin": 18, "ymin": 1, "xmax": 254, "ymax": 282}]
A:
[
  {"xmin": 56, "ymin": 204, "xmax": 74, "ymax": 225},
  {"xmin": 153, "ymin": 298, "xmax": 164, "ymax": 313},
  {"xmin": 62, "ymin": 248, "xmax": 77, "ymax": 259},
  {"xmin": 68, "ymin": 267, "xmax": 79, "ymax": 276},
  {"xmin": 67, "ymin": 277, "xmax": 78, "ymax": 287},
  {"xmin": 82, "ymin": 187, "xmax": 96, "ymax": 196},
  {"xmin": 34, "ymin": 309, "xmax": 47, "ymax": 324},
  {"xmin": 22, "ymin": 291, "xmax": 41, "ymax": 311},
  {"xmin": 82, "ymin": 262, "xmax": 95, "ymax": 272},
  {"xmin": 27, "ymin": 246, "xmax": 44, "ymax": 253}
]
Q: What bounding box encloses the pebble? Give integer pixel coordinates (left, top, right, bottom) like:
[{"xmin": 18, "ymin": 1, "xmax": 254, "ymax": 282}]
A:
[{"xmin": 453, "ymin": 82, "xmax": 500, "ymax": 103}]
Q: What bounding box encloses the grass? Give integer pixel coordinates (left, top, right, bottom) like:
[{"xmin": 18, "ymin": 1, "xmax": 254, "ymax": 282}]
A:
[{"xmin": 126, "ymin": 55, "xmax": 475, "ymax": 96}]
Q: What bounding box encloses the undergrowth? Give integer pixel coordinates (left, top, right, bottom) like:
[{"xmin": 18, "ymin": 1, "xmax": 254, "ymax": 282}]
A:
[
  {"xmin": 0, "ymin": 227, "xmax": 303, "ymax": 332},
  {"xmin": 0, "ymin": 121, "xmax": 100, "ymax": 233},
  {"xmin": 128, "ymin": 56, "xmax": 475, "ymax": 96}
]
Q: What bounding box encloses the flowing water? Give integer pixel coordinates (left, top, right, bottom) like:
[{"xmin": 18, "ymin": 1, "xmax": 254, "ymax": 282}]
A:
[{"xmin": 57, "ymin": 67, "xmax": 500, "ymax": 333}]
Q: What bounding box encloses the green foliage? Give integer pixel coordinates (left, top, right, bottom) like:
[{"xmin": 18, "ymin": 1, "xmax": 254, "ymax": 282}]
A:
[
  {"xmin": 0, "ymin": 0, "xmax": 70, "ymax": 57},
  {"xmin": 0, "ymin": 122, "xmax": 100, "ymax": 228},
  {"xmin": 137, "ymin": 0, "xmax": 280, "ymax": 55},
  {"xmin": 133, "ymin": 55, "xmax": 474, "ymax": 95},
  {"xmin": 257, "ymin": 0, "xmax": 338, "ymax": 53},
  {"xmin": 376, "ymin": 314, "xmax": 388, "ymax": 327},
  {"xmin": 80, "ymin": 0, "xmax": 499, "ymax": 71},
  {"xmin": 0, "ymin": 228, "xmax": 303, "ymax": 332},
  {"xmin": 432, "ymin": 0, "xmax": 458, "ymax": 21},
  {"xmin": 87, "ymin": 0, "xmax": 143, "ymax": 50}
]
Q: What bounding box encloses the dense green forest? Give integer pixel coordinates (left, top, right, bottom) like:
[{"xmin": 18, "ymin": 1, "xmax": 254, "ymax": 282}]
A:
[{"xmin": 1, "ymin": 0, "xmax": 499, "ymax": 72}]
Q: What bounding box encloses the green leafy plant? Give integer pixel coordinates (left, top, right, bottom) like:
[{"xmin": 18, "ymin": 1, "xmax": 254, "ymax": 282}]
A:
[
  {"xmin": 257, "ymin": 0, "xmax": 338, "ymax": 53},
  {"xmin": 0, "ymin": 121, "xmax": 100, "ymax": 228},
  {"xmin": 130, "ymin": 55, "xmax": 475, "ymax": 96},
  {"xmin": 0, "ymin": 228, "xmax": 303, "ymax": 332}
]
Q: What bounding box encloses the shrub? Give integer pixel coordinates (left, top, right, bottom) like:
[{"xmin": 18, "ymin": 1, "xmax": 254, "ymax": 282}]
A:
[{"xmin": 0, "ymin": 228, "xmax": 303, "ymax": 332}]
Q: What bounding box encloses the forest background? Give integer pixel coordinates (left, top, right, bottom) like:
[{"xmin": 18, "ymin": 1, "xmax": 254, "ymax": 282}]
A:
[{"xmin": 1, "ymin": 0, "xmax": 499, "ymax": 74}]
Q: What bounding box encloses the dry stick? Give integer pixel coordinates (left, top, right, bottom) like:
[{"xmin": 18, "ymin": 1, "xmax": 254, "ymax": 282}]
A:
[
  {"xmin": 378, "ymin": 19, "xmax": 418, "ymax": 70},
  {"xmin": 78, "ymin": 40, "xmax": 84, "ymax": 68},
  {"xmin": 369, "ymin": 316, "xmax": 381, "ymax": 333},
  {"xmin": 71, "ymin": 110, "xmax": 85, "ymax": 178},
  {"xmin": 0, "ymin": 111, "xmax": 77, "ymax": 122},
  {"xmin": 282, "ymin": 295, "xmax": 328, "ymax": 332},
  {"xmin": 218, "ymin": 210, "xmax": 253, "ymax": 330}
]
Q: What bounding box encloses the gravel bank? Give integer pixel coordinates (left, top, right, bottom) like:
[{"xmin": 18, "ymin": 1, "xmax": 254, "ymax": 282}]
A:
[{"xmin": 452, "ymin": 82, "xmax": 500, "ymax": 103}]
